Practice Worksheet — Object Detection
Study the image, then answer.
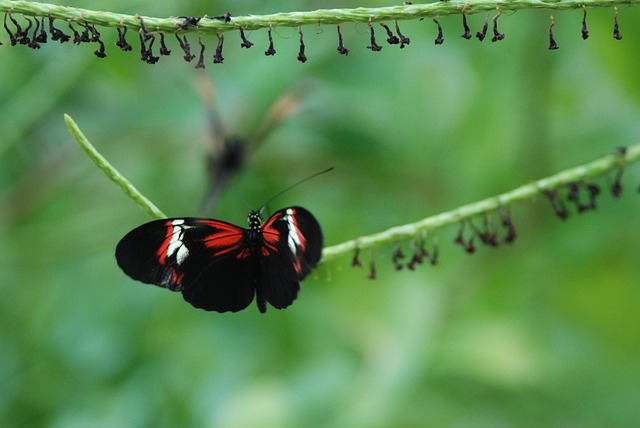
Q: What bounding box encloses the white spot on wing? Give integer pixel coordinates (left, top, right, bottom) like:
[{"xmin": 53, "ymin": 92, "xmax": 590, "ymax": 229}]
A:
[
  {"xmin": 166, "ymin": 220, "xmax": 194, "ymax": 266},
  {"xmin": 175, "ymin": 245, "xmax": 189, "ymax": 265},
  {"xmin": 284, "ymin": 208, "xmax": 302, "ymax": 257}
]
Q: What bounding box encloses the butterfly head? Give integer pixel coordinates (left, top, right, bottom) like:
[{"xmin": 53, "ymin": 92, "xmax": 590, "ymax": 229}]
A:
[{"xmin": 247, "ymin": 210, "xmax": 263, "ymax": 231}]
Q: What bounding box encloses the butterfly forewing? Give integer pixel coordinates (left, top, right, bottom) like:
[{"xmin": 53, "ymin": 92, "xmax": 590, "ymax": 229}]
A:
[{"xmin": 116, "ymin": 218, "xmax": 246, "ymax": 291}]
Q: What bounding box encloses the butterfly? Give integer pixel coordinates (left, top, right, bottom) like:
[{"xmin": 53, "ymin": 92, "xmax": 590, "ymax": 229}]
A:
[{"xmin": 115, "ymin": 206, "xmax": 323, "ymax": 313}]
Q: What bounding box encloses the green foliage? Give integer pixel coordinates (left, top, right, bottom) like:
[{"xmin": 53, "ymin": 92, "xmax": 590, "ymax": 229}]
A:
[{"xmin": 1, "ymin": 1, "xmax": 640, "ymax": 427}]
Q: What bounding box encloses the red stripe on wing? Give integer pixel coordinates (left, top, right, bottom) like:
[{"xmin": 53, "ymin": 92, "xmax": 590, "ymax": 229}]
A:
[
  {"xmin": 156, "ymin": 220, "xmax": 177, "ymax": 265},
  {"xmin": 195, "ymin": 219, "xmax": 251, "ymax": 259},
  {"xmin": 261, "ymin": 213, "xmax": 285, "ymax": 257}
]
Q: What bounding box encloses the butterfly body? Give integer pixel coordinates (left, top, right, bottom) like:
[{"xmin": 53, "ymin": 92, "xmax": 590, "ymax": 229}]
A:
[{"xmin": 115, "ymin": 206, "xmax": 323, "ymax": 313}]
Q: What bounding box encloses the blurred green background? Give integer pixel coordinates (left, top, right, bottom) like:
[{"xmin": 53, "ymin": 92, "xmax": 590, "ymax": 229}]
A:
[{"xmin": 2, "ymin": 0, "xmax": 640, "ymax": 426}]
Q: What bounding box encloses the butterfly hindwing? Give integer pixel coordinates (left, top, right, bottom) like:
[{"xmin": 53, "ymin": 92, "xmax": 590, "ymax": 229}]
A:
[
  {"xmin": 181, "ymin": 250, "xmax": 257, "ymax": 313},
  {"xmin": 260, "ymin": 250, "xmax": 301, "ymax": 309}
]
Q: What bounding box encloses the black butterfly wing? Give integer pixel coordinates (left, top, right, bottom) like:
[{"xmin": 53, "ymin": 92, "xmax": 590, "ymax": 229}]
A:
[
  {"xmin": 115, "ymin": 218, "xmax": 256, "ymax": 312},
  {"xmin": 260, "ymin": 207, "xmax": 323, "ymax": 309},
  {"xmin": 181, "ymin": 243, "xmax": 258, "ymax": 313}
]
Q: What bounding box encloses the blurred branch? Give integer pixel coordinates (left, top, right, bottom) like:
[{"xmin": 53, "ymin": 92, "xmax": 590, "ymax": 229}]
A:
[
  {"xmin": 196, "ymin": 77, "xmax": 304, "ymax": 215},
  {"xmin": 64, "ymin": 114, "xmax": 166, "ymax": 220},
  {"xmin": 1, "ymin": 0, "xmax": 638, "ymax": 35},
  {"xmin": 320, "ymin": 145, "xmax": 640, "ymax": 264}
]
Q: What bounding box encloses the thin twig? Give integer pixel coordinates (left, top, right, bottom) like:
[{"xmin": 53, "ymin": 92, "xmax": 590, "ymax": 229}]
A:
[
  {"xmin": 320, "ymin": 145, "xmax": 640, "ymax": 263},
  {"xmin": 64, "ymin": 114, "xmax": 166, "ymax": 219}
]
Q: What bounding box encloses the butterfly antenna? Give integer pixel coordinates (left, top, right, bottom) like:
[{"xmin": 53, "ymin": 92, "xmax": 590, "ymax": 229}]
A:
[
  {"xmin": 232, "ymin": 185, "xmax": 255, "ymax": 212},
  {"xmin": 260, "ymin": 167, "xmax": 334, "ymax": 213}
]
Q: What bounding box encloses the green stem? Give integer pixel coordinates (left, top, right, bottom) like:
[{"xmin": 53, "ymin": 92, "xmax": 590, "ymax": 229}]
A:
[
  {"xmin": 0, "ymin": 0, "xmax": 637, "ymax": 34},
  {"xmin": 64, "ymin": 114, "xmax": 166, "ymax": 220},
  {"xmin": 320, "ymin": 145, "xmax": 640, "ymax": 264}
]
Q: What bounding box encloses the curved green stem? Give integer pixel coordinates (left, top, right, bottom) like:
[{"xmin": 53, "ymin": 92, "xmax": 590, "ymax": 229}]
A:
[
  {"xmin": 0, "ymin": 0, "xmax": 638, "ymax": 34},
  {"xmin": 64, "ymin": 114, "xmax": 166, "ymax": 220},
  {"xmin": 320, "ymin": 145, "xmax": 640, "ymax": 264}
]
